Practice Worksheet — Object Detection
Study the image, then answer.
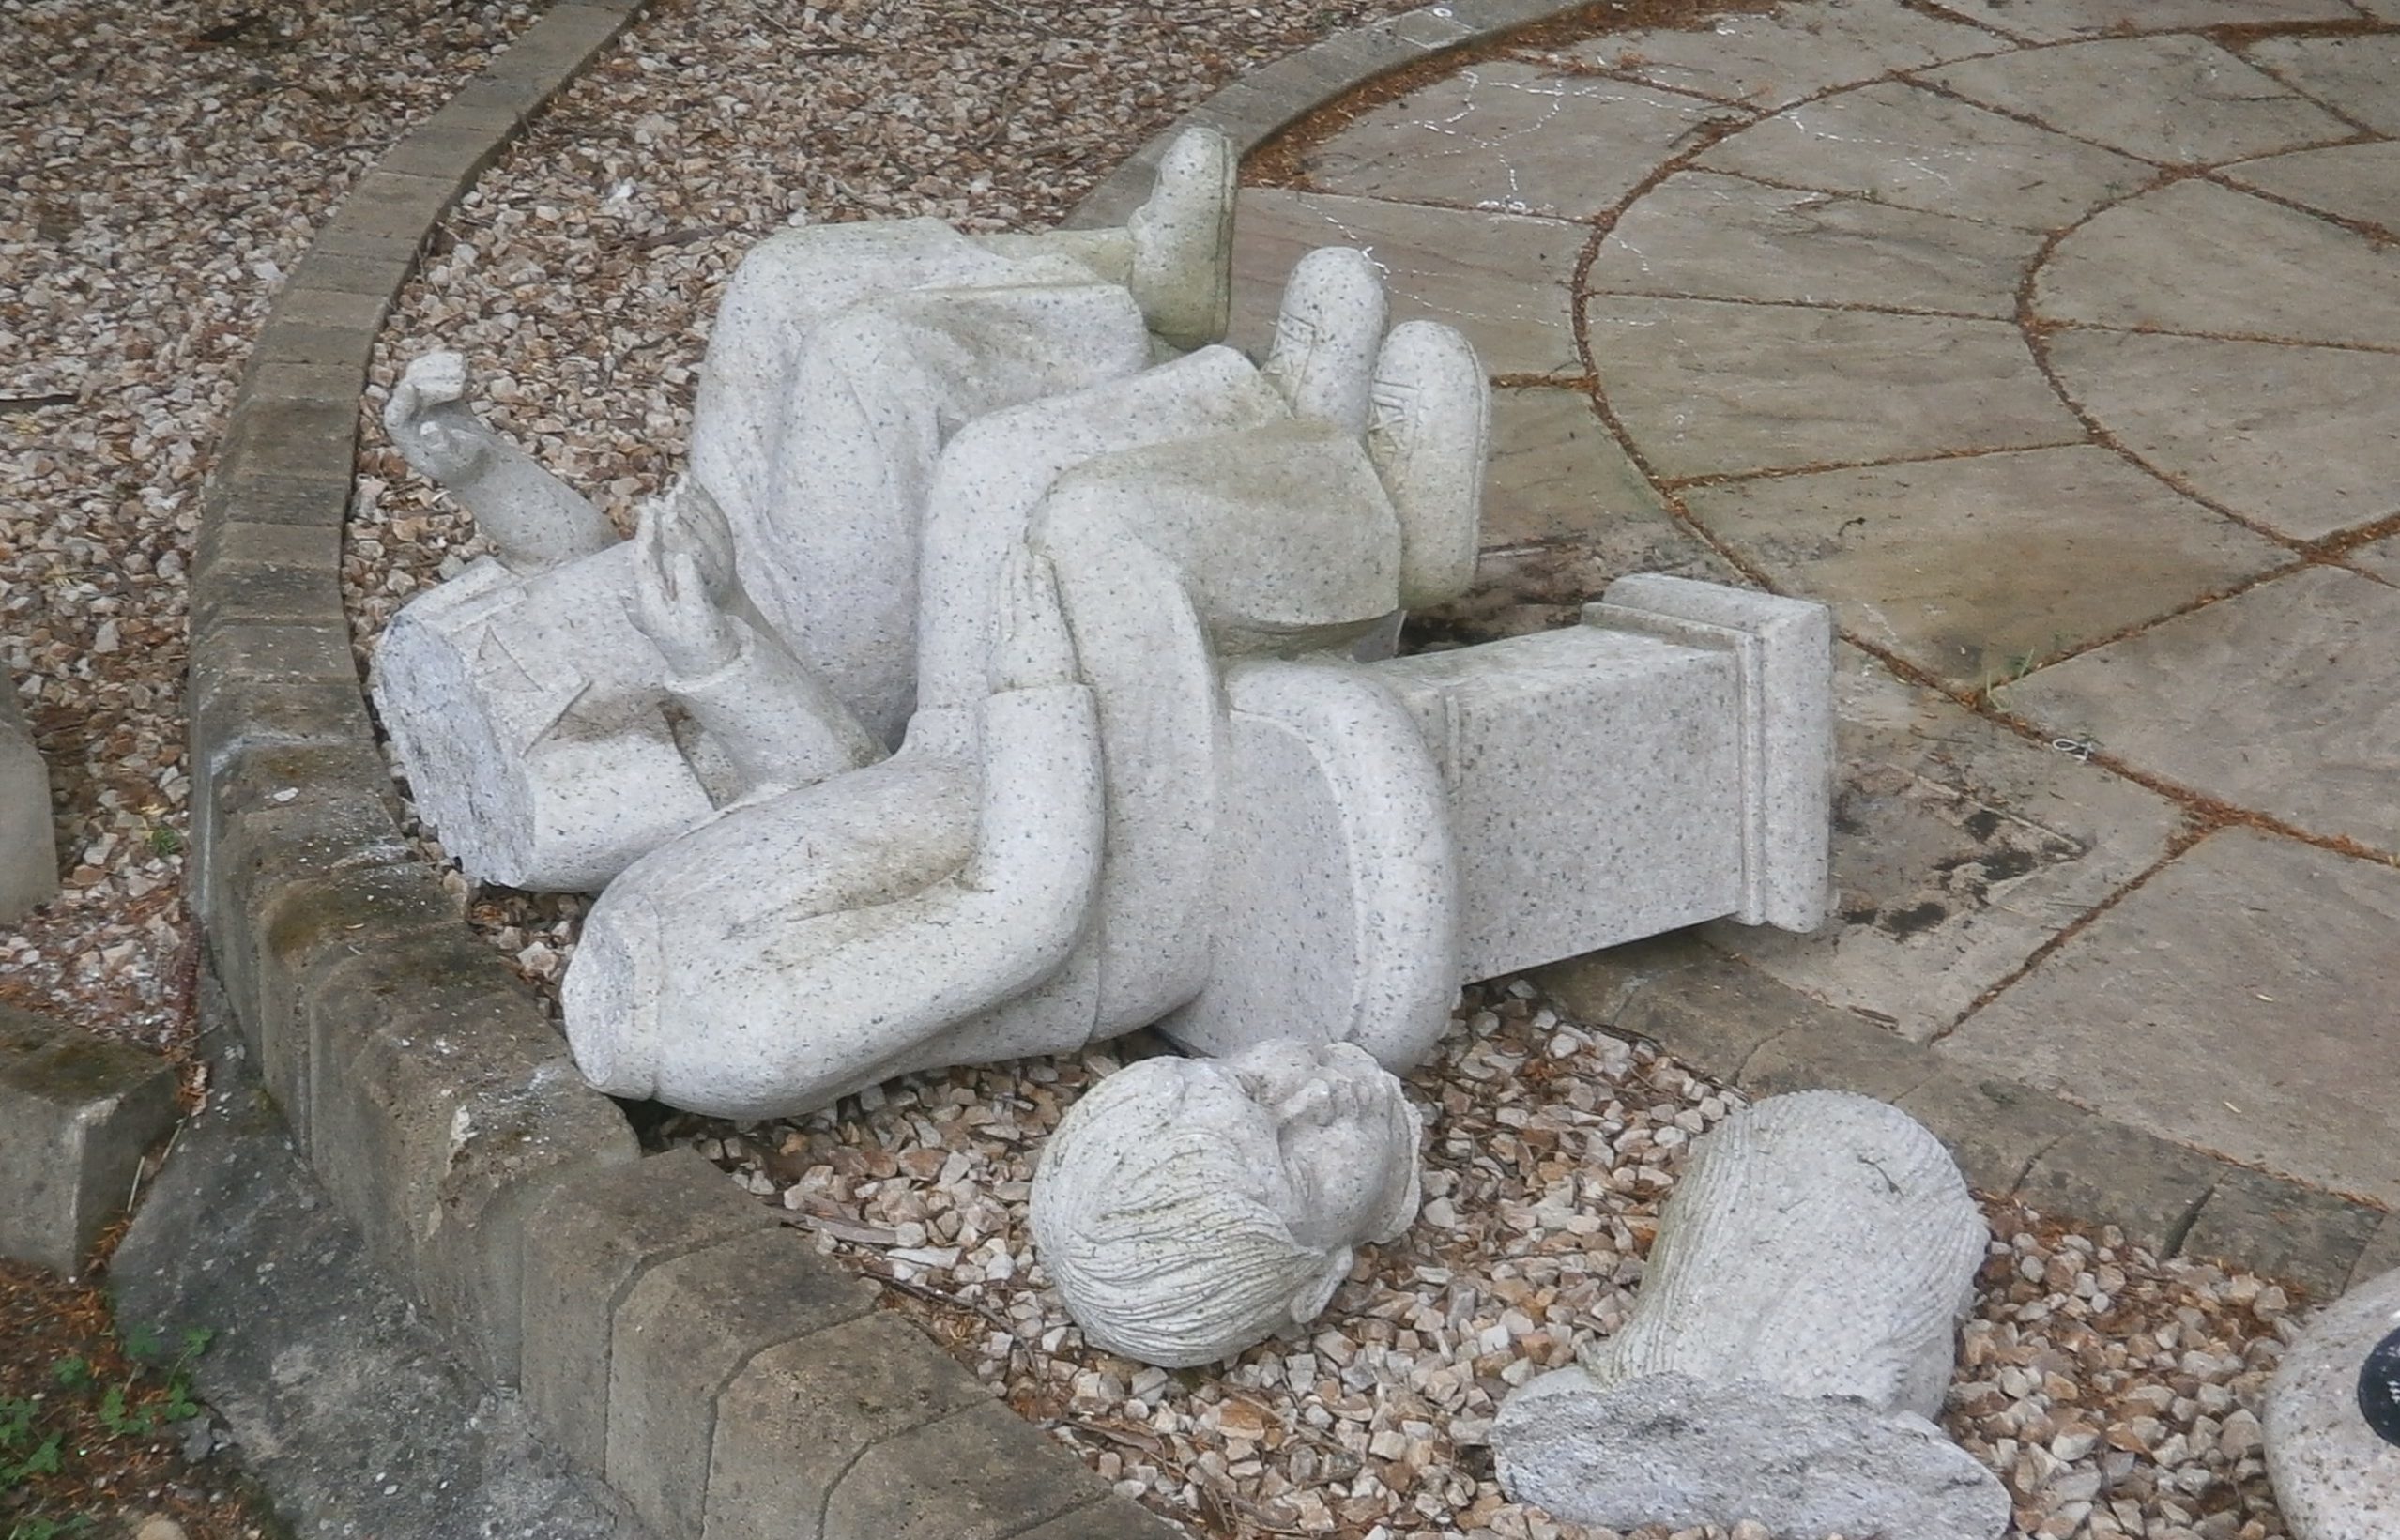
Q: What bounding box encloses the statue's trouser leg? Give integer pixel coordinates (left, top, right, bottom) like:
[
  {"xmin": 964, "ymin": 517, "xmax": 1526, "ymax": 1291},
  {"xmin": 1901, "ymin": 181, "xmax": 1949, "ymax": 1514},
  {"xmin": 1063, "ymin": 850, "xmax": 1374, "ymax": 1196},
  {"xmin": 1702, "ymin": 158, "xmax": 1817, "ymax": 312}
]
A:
[{"xmin": 697, "ymin": 279, "xmax": 1155, "ymax": 746}]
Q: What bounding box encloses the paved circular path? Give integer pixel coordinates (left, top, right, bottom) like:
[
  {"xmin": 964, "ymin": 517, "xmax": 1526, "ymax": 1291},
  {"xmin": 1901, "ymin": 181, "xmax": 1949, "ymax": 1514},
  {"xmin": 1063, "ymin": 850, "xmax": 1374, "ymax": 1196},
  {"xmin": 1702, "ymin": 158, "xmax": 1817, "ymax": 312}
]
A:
[{"xmin": 1230, "ymin": 0, "xmax": 2400, "ymax": 1209}]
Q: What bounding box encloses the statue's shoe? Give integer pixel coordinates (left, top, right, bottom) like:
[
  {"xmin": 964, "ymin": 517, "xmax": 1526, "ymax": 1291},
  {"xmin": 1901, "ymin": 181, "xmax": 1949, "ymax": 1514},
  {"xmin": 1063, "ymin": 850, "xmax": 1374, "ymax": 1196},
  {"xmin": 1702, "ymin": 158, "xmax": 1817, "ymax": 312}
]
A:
[
  {"xmin": 1261, "ymin": 245, "xmax": 1387, "ymax": 435},
  {"xmin": 1129, "ymin": 128, "xmax": 1238, "ymax": 353},
  {"xmin": 1368, "ymin": 320, "xmax": 1488, "ymax": 607}
]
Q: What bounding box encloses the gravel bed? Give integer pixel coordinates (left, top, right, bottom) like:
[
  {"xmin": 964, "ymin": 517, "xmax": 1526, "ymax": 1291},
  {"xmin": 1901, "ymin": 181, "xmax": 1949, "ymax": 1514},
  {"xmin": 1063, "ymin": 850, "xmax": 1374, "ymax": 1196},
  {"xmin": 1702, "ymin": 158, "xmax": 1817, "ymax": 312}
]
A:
[
  {"xmin": 328, "ymin": 2, "xmax": 2308, "ymax": 1537},
  {"xmin": 654, "ymin": 979, "xmax": 2301, "ymax": 1540},
  {"xmin": 1, "ymin": 0, "xmax": 542, "ymax": 1045}
]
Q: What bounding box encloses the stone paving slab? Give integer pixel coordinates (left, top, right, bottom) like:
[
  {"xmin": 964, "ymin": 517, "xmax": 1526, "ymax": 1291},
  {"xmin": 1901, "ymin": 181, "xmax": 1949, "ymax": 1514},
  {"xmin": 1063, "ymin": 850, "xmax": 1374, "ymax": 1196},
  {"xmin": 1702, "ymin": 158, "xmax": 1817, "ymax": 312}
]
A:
[
  {"xmin": 1921, "ymin": 0, "xmax": 2356, "ymax": 42},
  {"xmin": 1695, "ymin": 79, "xmax": 2154, "ymax": 230},
  {"xmin": 1586, "ymin": 296, "xmax": 2081, "ymax": 479},
  {"xmin": 2045, "ymin": 328, "xmax": 2400, "ymax": 541},
  {"xmin": 2349, "ymin": 534, "xmax": 2400, "ymax": 585},
  {"xmin": 1295, "ymin": 60, "xmax": 1731, "ymax": 219},
  {"xmin": 2001, "ymin": 564, "xmax": 2400, "ymax": 854},
  {"xmin": 2037, "ymin": 179, "xmax": 2400, "ymax": 349},
  {"xmin": 1921, "ymin": 34, "xmax": 2356, "ymax": 165},
  {"xmin": 2220, "ymin": 140, "xmax": 2400, "ymax": 233},
  {"xmin": 1230, "ymin": 186, "xmax": 1586, "ymax": 377},
  {"xmin": 1699, "ymin": 644, "xmax": 2186, "ymax": 1041},
  {"xmin": 1679, "ymin": 445, "xmax": 2290, "ymax": 691},
  {"xmin": 1940, "ymin": 828, "xmax": 2400, "ymax": 1209},
  {"xmin": 1556, "ymin": 0, "xmax": 2002, "ymax": 110},
  {"xmin": 1588, "ymin": 169, "xmax": 2044, "ymax": 317},
  {"xmin": 2244, "ymin": 32, "xmax": 2400, "ymax": 136},
  {"xmin": 1480, "ymin": 386, "xmax": 1668, "ymax": 547}
]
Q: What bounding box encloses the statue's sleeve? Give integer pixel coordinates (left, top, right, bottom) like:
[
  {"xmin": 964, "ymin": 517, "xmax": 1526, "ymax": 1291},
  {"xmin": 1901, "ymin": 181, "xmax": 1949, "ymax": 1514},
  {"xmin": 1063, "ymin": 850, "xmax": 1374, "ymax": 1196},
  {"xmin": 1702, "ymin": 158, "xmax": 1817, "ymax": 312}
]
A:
[{"xmin": 664, "ymin": 621, "xmax": 884, "ymax": 794}]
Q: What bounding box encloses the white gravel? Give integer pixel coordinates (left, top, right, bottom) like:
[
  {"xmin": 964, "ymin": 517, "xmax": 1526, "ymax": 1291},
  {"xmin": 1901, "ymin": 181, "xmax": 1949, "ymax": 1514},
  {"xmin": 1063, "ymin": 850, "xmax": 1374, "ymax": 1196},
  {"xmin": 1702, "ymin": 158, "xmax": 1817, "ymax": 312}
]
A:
[
  {"xmin": 1, "ymin": 0, "xmax": 540, "ymax": 1044},
  {"xmin": 651, "ymin": 978, "xmax": 2302, "ymax": 1540}
]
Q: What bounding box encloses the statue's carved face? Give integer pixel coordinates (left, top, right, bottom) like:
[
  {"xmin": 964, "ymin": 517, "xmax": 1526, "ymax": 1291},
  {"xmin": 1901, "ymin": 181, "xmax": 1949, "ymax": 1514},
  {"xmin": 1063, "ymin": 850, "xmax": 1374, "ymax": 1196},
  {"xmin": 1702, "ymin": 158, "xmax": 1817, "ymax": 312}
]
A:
[{"xmin": 1232, "ymin": 1041, "xmax": 1422, "ymax": 1253}]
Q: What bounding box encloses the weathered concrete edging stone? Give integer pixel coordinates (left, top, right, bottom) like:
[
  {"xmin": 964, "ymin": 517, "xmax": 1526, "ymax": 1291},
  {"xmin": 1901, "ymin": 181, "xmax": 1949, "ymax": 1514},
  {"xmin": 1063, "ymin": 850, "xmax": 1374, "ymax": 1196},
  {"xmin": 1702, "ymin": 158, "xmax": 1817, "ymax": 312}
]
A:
[
  {"xmin": 0, "ymin": 1002, "xmax": 179, "ymax": 1277},
  {"xmin": 187, "ymin": 2, "xmax": 1621, "ymax": 1536},
  {"xmin": 1535, "ymin": 935, "xmax": 2393, "ymax": 1300}
]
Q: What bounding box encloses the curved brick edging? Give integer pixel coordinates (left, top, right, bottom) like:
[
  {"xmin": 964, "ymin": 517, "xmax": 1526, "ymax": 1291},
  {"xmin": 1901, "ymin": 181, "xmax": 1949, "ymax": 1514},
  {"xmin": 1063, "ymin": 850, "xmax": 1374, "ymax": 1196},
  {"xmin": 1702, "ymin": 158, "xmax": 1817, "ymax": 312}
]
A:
[{"xmin": 187, "ymin": 3, "xmax": 1617, "ymax": 1537}]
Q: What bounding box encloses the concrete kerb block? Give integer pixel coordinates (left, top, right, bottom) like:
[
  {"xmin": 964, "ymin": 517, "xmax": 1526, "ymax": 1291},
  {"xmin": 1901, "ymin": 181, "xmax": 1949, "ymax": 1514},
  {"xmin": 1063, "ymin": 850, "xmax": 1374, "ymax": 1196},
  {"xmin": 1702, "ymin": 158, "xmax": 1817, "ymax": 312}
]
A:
[
  {"xmin": 702, "ymin": 1312, "xmax": 990, "ymax": 1540},
  {"xmin": 206, "ymin": 775, "xmax": 415, "ymax": 1116},
  {"xmin": 519, "ymin": 1148, "xmax": 786, "ymax": 1474},
  {"xmin": 1010, "ymin": 1496, "xmax": 1193, "ymax": 1540},
  {"xmin": 202, "ymin": 466, "xmax": 354, "ymax": 531},
  {"xmin": 236, "ymin": 358, "xmax": 371, "ymax": 414},
  {"xmin": 2019, "ymin": 1121, "xmax": 2223, "ymax": 1258},
  {"xmin": 1896, "ymin": 1068, "xmax": 2093, "ymax": 1198},
  {"xmin": 2350, "ymin": 1212, "xmax": 2400, "ymax": 1293},
  {"xmin": 247, "ymin": 318, "xmax": 378, "ymax": 379},
  {"xmin": 278, "ymin": 249, "xmax": 415, "ymax": 310},
  {"xmin": 1607, "ymin": 951, "xmax": 1821, "ymax": 1086},
  {"xmin": 1738, "ymin": 1013, "xmax": 1938, "ymax": 1105},
  {"xmin": 0, "ymin": 674, "xmax": 58, "ymax": 924},
  {"xmin": 821, "ymin": 1399, "xmax": 1111, "ymax": 1540},
  {"xmin": 211, "ymin": 393, "xmax": 358, "ymax": 489},
  {"xmin": 302, "ymin": 926, "xmax": 634, "ymax": 1382},
  {"xmin": 188, "ymin": 523, "xmax": 346, "ymax": 644},
  {"xmin": 265, "ymin": 282, "xmax": 393, "ymax": 340},
  {"xmin": 2179, "ymin": 1166, "xmax": 2383, "ymax": 1302},
  {"xmin": 0, "ymin": 1004, "xmax": 180, "ymax": 1277},
  {"xmin": 608, "ymin": 1227, "xmax": 879, "ymax": 1538},
  {"xmin": 312, "ymin": 171, "xmax": 460, "ymax": 267}
]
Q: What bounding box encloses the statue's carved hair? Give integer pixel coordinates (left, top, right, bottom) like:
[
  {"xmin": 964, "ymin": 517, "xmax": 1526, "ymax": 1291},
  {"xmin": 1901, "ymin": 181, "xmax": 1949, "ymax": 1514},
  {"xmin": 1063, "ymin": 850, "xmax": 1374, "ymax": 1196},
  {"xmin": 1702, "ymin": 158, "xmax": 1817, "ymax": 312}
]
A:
[{"xmin": 1032, "ymin": 1058, "xmax": 1341, "ymax": 1368}]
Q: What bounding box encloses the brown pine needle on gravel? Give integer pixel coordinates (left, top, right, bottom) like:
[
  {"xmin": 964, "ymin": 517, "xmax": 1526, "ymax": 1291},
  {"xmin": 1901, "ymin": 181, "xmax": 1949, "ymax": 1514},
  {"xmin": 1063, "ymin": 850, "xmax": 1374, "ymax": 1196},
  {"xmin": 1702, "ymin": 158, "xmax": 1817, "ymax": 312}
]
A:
[{"xmin": 0, "ymin": 1258, "xmax": 278, "ymax": 1540}]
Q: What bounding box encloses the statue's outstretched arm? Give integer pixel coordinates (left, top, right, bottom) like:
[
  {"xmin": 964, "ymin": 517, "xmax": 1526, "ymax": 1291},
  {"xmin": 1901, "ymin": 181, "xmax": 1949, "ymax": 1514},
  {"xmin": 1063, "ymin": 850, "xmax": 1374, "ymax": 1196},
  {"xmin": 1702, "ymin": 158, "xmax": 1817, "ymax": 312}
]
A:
[
  {"xmin": 865, "ymin": 547, "xmax": 1104, "ymax": 1021},
  {"xmin": 384, "ymin": 351, "xmax": 617, "ymax": 572},
  {"xmin": 563, "ymin": 546, "xmax": 1106, "ymax": 1119}
]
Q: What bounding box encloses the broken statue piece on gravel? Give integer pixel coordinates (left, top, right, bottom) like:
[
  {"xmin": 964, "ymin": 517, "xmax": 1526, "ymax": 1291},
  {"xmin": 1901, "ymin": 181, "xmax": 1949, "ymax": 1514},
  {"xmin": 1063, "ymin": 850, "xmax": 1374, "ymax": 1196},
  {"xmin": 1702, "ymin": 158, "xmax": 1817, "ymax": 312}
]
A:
[
  {"xmin": 1491, "ymin": 1089, "xmax": 2008, "ymax": 1539},
  {"xmin": 0, "ymin": 668, "xmax": 58, "ymax": 924},
  {"xmin": 1030, "ymin": 1039, "xmax": 1424, "ymax": 1367},
  {"xmin": 2266, "ymin": 1263, "xmax": 2400, "ymax": 1540}
]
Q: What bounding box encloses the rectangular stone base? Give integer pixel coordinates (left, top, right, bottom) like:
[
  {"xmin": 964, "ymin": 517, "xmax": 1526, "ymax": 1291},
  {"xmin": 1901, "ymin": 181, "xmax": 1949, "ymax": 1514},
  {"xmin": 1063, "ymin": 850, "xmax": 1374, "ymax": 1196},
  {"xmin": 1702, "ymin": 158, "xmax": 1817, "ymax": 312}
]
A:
[{"xmin": 1372, "ymin": 576, "xmax": 1831, "ymax": 979}]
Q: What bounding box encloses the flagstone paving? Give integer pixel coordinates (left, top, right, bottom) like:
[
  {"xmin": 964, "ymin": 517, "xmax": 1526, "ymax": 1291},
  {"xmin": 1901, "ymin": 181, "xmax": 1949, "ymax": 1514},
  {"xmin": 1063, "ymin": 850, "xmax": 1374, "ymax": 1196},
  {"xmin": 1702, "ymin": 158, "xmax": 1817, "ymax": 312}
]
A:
[{"xmin": 1240, "ymin": 0, "xmax": 2400, "ymax": 1208}]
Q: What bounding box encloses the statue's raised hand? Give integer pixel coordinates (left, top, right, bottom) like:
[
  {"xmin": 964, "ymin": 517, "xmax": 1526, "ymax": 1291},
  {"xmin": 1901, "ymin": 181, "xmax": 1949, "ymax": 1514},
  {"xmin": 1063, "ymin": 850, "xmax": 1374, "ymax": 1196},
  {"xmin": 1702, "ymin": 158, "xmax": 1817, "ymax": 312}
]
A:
[
  {"xmin": 384, "ymin": 351, "xmax": 491, "ymax": 484},
  {"xmin": 652, "ymin": 478, "xmax": 741, "ymax": 610},
  {"xmin": 630, "ymin": 497, "xmax": 742, "ymax": 679},
  {"xmin": 989, "ymin": 545, "xmax": 1078, "ymax": 694}
]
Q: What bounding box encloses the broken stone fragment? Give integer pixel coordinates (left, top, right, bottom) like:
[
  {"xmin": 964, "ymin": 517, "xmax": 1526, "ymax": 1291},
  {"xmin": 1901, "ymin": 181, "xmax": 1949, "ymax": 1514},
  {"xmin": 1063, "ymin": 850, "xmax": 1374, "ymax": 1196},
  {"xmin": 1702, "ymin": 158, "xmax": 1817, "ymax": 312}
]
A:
[
  {"xmin": 1491, "ymin": 1090, "xmax": 2007, "ymax": 1539},
  {"xmin": 2267, "ymin": 1264, "xmax": 2400, "ymax": 1540}
]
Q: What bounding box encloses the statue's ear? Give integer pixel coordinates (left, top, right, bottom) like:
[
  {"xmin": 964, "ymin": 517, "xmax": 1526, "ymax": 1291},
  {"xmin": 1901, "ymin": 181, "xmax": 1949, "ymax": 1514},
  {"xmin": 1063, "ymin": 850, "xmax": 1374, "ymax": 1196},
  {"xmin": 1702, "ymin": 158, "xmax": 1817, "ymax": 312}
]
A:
[{"xmin": 1290, "ymin": 1248, "xmax": 1352, "ymax": 1324}]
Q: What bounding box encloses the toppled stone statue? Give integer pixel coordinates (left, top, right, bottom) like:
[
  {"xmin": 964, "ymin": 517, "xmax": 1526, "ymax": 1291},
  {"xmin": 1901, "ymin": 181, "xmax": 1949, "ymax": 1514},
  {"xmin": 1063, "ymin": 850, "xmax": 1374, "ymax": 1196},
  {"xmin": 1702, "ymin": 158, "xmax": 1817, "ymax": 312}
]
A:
[
  {"xmin": 374, "ymin": 130, "xmax": 1237, "ymax": 892},
  {"xmin": 2266, "ymin": 1263, "xmax": 2400, "ymax": 1540},
  {"xmin": 1491, "ymin": 1090, "xmax": 2007, "ymax": 1540},
  {"xmin": 370, "ymin": 129, "xmax": 1840, "ymax": 1120},
  {"xmin": 0, "ymin": 673, "xmax": 58, "ymax": 924},
  {"xmin": 1030, "ymin": 1040, "xmax": 1421, "ymax": 1367}
]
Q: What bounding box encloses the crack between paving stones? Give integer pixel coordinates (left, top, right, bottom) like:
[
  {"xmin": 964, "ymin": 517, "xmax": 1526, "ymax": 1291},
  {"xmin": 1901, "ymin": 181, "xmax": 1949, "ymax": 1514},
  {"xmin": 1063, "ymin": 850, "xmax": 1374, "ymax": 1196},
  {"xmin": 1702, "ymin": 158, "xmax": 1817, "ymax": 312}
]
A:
[
  {"xmin": 2010, "ymin": 175, "xmax": 2337, "ymax": 559},
  {"xmin": 1241, "ymin": 0, "xmax": 1776, "ymax": 191},
  {"xmin": 1938, "ymin": 826, "xmax": 2215, "ymax": 1045},
  {"xmin": 1584, "ymin": 287, "xmax": 2022, "ymax": 322},
  {"xmin": 2198, "ymin": 164, "xmax": 2400, "ymax": 252},
  {"xmin": 1898, "ymin": 65, "xmax": 2375, "ymax": 177}
]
